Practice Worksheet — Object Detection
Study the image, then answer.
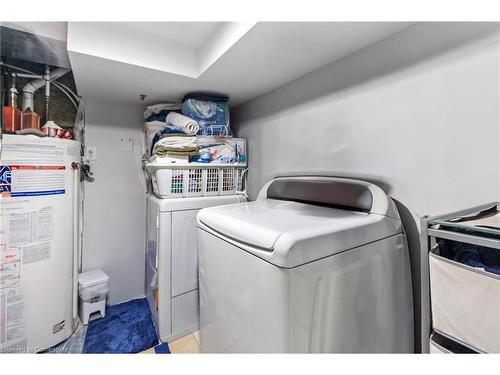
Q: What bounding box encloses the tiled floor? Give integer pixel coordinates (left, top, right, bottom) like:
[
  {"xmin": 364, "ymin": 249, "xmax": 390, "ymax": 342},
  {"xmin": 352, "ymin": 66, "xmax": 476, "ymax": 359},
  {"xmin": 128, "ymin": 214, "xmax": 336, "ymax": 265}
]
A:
[
  {"xmin": 169, "ymin": 332, "xmax": 200, "ymax": 353},
  {"xmin": 46, "ymin": 320, "xmax": 87, "ymax": 354},
  {"xmin": 140, "ymin": 331, "xmax": 200, "ymax": 354},
  {"xmin": 140, "ymin": 347, "xmax": 156, "ymax": 354}
]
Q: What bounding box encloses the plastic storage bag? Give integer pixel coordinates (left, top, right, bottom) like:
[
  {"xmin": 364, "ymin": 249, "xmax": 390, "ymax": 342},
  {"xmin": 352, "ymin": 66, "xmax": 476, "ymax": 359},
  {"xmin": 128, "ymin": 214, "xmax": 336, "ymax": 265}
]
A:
[{"xmin": 181, "ymin": 94, "xmax": 231, "ymax": 136}]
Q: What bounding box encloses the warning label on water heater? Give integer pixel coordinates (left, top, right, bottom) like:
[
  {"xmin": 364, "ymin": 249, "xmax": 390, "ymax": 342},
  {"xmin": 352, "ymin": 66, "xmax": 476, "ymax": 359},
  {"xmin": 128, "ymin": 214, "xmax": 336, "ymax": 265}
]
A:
[{"xmin": 0, "ymin": 165, "xmax": 65, "ymax": 197}]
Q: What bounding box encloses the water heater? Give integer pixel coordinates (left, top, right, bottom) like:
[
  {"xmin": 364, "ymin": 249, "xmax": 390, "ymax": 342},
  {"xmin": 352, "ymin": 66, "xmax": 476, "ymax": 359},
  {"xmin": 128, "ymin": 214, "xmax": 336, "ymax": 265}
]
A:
[{"xmin": 0, "ymin": 134, "xmax": 80, "ymax": 353}]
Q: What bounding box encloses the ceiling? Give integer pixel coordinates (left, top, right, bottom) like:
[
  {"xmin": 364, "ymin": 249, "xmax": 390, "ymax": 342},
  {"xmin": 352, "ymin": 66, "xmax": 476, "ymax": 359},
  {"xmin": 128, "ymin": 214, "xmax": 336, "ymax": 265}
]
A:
[
  {"xmin": 0, "ymin": 21, "xmax": 68, "ymax": 41},
  {"xmin": 66, "ymin": 22, "xmax": 413, "ymax": 107},
  {"xmin": 116, "ymin": 22, "xmax": 221, "ymax": 49}
]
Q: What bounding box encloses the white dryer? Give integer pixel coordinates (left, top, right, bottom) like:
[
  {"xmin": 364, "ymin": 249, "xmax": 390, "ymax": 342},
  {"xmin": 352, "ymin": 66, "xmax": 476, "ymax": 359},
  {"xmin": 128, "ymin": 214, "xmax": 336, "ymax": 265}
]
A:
[
  {"xmin": 197, "ymin": 176, "xmax": 414, "ymax": 353},
  {"xmin": 145, "ymin": 194, "xmax": 245, "ymax": 343}
]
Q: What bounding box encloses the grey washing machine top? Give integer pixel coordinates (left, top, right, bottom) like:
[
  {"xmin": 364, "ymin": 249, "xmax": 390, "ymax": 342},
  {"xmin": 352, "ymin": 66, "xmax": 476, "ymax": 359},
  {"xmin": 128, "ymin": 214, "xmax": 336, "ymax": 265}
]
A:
[
  {"xmin": 266, "ymin": 177, "xmax": 373, "ymax": 213},
  {"xmin": 197, "ymin": 176, "xmax": 403, "ymax": 268}
]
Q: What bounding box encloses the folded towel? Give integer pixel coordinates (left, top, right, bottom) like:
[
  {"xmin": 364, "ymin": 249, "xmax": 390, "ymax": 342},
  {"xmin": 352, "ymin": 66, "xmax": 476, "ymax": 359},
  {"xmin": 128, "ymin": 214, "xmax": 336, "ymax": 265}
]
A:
[
  {"xmin": 150, "ymin": 125, "xmax": 186, "ymax": 153},
  {"xmin": 144, "ymin": 120, "xmax": 167, "ymax": 132},
  {"xmin": 145, "ymin": 121, "xmax": 170, "ymax": 154},
  {"xmin": 162, "ymin": 150, "xmax": 200, "ymax": 157},
  {"xmin": 155, "ymin": 135, "xmax": 197, "ymax": 149},
  {"xmin": 153, "ymin": 136, "xmax": 198, "ymax": 156},
  {"xmin": 166, "ymin": 112, "xmax": 199, "ymax": 136}
]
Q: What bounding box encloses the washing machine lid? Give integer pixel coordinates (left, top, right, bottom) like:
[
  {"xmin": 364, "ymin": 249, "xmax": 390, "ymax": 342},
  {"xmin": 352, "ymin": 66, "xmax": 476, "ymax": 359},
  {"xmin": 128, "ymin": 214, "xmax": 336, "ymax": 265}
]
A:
[{"xmin": 197, "ymin": 198, "xmax": 403, "ymax": 268}]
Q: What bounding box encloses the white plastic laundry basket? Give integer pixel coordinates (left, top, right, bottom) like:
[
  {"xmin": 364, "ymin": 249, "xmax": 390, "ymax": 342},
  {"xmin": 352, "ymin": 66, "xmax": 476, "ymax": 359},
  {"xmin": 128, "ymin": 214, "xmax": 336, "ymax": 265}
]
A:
[
  {"xmin": 149, "ymin": 166, "xmax": 246, "ymax": 199},
  {"xmin": 429, "ymin": 251, "xmax": 500, "ymax": 353}
]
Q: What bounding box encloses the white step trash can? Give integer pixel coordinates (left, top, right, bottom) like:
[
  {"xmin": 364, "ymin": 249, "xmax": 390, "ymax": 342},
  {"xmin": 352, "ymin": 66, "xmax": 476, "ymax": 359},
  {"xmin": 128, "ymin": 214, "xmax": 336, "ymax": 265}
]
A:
[{"xmin": 78, "ymin": 270, "xmax": 110, "ymax": 325}]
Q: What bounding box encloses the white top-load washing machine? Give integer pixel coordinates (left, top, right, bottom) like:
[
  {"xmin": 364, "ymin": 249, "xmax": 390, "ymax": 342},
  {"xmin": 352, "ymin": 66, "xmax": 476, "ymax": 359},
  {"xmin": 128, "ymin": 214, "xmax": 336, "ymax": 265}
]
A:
[{"xmin": 197, "ymin": 176, "xmax": 414, "ymax": 353}]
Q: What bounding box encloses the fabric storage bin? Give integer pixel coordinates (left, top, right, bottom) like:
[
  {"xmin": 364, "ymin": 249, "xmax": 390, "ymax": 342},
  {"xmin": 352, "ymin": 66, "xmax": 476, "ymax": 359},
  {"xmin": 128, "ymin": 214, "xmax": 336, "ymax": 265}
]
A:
[{"xmin": 429, "ymin": 242, "xmax": 500, "ymax": 353}]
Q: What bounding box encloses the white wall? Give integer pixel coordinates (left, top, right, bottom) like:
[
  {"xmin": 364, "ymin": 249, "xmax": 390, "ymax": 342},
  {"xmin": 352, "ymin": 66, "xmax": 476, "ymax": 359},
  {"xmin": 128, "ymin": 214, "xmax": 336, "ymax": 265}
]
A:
[
  {"xmin": 233, "ymin": 22, "xmax": 500, "ymax": 352},
  {"xmin": 234, "ymin": 23, "xmax": 500, "ymax": 209},
  {"xmin": 82, "ymin": 99, "xmax": 146, "ymax": 305}
]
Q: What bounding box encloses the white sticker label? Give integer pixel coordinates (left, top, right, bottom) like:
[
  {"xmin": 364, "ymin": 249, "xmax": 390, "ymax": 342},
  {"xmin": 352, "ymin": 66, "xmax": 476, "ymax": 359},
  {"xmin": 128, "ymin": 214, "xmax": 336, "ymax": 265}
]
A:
[
  {"xmin": 1, "ymin": 165, "xmax": 66, "ymax": 197},
  {"xmin": 32, "ymin": 207, "xmax": 54, "ymax": 242},
  {"xmin": 1, "ymin": 142, "xmax": 65, "ymax": 165},
  {"xmin": 0, "ymin": 246, "xmax": 21, "ymax": 290},
  {"xmin": 7, "ymin": 212, "xmax": 31, "ymax": 244},
  {"xmin": 22, "ymin": 242, "xmax": 51, "ymax": 265},
  {"xmin": 1, "ymin": 206, "xmax": 55, "ymax": 245},
  {"xmin": 0, "ymin": 287, "xmax": 26, "ymax": 352}
]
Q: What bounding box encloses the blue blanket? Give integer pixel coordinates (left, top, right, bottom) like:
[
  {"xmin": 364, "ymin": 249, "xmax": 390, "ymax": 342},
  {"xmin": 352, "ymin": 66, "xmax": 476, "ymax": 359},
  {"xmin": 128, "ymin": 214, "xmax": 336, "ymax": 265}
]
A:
[{"xmin": 454, "ymin": 248, "xmax": 500, "ymax": 275}]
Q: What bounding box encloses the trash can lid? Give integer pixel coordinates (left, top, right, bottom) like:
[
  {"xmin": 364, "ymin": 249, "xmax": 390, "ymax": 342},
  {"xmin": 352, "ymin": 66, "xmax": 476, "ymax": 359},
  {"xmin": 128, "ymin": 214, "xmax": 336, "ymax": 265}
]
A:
[{"xmin": 78, "ymin": 269, "xmax": 109, "ymax": 288}]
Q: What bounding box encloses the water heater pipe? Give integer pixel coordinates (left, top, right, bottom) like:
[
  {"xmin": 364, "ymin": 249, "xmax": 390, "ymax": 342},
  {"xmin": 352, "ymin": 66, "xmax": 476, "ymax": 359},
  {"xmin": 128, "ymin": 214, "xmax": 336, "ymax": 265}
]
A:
[
  {"xmin": 21, "ymin": 66, "xmax": 70, "ymax": 112},
  {"xmin": 72, "ymin": 162, "xmax": 80, "ymax": 319}
]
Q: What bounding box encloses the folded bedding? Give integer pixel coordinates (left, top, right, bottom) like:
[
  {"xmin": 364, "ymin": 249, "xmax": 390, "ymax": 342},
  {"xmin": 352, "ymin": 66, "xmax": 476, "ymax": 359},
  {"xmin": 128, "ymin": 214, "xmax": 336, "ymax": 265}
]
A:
[
  {"xmin": 153, "ymin": 136, "xmax": 199, "ymax": 157},
  {"xmin": 150, "ymin": 125, "xmax": 185, "ymax": 153},
  {"xmin": 145, "ymin": 120, "xmax": 167, "ymax": 132},
  {"xmin": 162, "ymin": 150, "xmax": 200, "ymax": 157},
  {"xmin": 165, "ymin": 112, "xmax": 199, "ymax": 136}
]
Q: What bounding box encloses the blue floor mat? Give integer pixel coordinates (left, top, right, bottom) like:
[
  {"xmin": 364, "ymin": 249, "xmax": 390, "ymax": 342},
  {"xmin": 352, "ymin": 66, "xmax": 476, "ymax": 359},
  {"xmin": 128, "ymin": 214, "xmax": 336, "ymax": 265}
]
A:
[
  {"xmin": 154, "ymin": 343, "xmax": 171, "ymax": 354},
  {"xmin": 83, "ymin": 298, "xmax": 159, "ymax": 354}
]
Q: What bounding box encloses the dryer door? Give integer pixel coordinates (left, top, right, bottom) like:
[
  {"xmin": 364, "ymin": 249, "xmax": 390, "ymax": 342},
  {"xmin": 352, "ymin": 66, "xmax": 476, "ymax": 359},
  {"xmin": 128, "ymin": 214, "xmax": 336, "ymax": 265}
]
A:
[{"xmin": 171, "ymin": 209, "xmax": 199, "ymax": 297}]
